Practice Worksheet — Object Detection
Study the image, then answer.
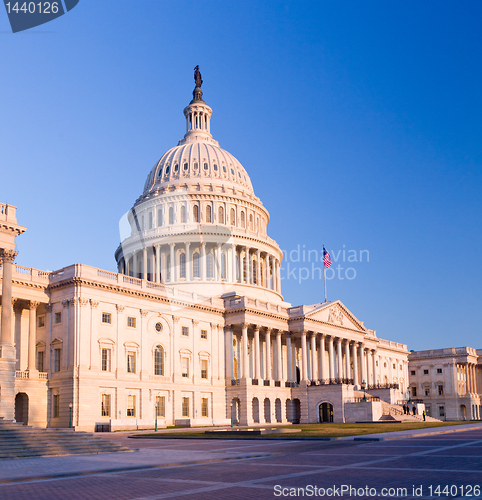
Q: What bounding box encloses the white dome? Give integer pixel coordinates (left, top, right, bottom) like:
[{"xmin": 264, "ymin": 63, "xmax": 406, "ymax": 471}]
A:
[{"xmin": 142, "ymin": 141, "xmax": 254, "ymax": 196}]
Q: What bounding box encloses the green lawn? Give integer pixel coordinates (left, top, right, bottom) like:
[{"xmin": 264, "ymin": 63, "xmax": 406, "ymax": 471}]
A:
[{"xmin": 133, "ymin": 421, "xmax": 469, "ymax": 439}]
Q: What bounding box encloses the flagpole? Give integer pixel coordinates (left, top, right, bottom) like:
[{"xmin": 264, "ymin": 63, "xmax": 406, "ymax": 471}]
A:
[{"xmin": 323, "ymin": 245, "xmax": 327, "ymax": 303}]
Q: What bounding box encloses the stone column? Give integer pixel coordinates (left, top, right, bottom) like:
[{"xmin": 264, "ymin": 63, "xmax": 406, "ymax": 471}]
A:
[
  {"xmin": 265, "ymin": 329, "xmax": 272, "ymax": 381},
  {"xmin": 241, "ymin": 324, "xmax": 249, "ymax": 379},
  {"xmin": 372, "ymin": 350, "xmax": 377, "ymax": 386},
  {"xmin": 286, "ymin": 333, "xmax": 292, "ymax": 382},
  {"xmin": 225, "ymin": 326, "xmax": 234, "ymax": 380},
  {"xmin": 336, "ymin": 338, "xmax": 343, "ymax": 379},
  {"xmin": 155, "ymin": 245, "xmax": 161, "ymax": 283},
  {"xmin": 310, "ymin": 333, "xmax": 317, "ymax": 381},
  {"xmin": 201, "ymin": 242, "xmax": 206, "ymax": 281},
  {"xmin": 253, "ymin": 326, "xmax": 261, "ymax": 380},
  {"xmin": 344, "ymin": 340, "xmax": 351, "ymax": 381},
  {"xmin": 276, "ymin": 330, "xmax": 283, "ymax": 381},
  {"xmin": 301, "ymin": 331, "xmax": 308, "ymax": 382},
  {"xmin": 360, "ymin": 345, "xmax": 366, "ymax": 385},
  {"xmin": 328, "ymin": 336, "xmax": 335, "ymax": 380},
  {"xmin": 231, "ymin": 244, "xmax": 236, "ymax": 282},
  {"xmin": 27, "ymin": 301, "xmax": 40, "ymax": 372},
  {"xmin": 169, "ymin": 243, "xmax": 175, "ymax": 282},
  {"xmin": 319, "ymin": 334, "xmax": 325, "ymax": 380},
  {"xmin": 0, "ymin": 249, "xmax": 18, "ymax": 421},
  {"xmin": 352, "ymin": 342, "xmax": 359, "ymax": 388},
  {"xmin": 143, "ymin": 247, "xmax": 148, "ymax": 279},
  {"xmin": 0, "ymin": 249, "xmax": 17, "ymax": 345}
]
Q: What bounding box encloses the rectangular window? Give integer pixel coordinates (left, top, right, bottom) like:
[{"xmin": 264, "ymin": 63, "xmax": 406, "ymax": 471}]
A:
[
  {"xmin": 425, "ymin": 387, "xmax": 430, "ymax": 396},
  {"xmin": 425, "ymin": 405, "xmax": 431, "ymax": 417},
  {"xmin": 201, "ymin": 329, "xmax": 208, "ymax": 340},
  {"xmin": 156, "ymin": 396, "xmax": 165, "ymax": 417},
  {"xmin": 37, "ymin": 351, "xmax": 44, "ymax": 372},
  {"xmin": 101, "ymin": 348, "xmax": 111, "ymax": 372},
  {"xmin": 37, "ymin": 315, "xmax": 45, "ymax": 328},
  {"xmin": 438, "ymin": 385, "xmax": 444, "ymax": 396},
  {"xmin": 127, "ymin": 317, "xmax": 136, "ymax": 328},
  {"xmin": 54, "ymin": 348, "xmax": 61, "ymax": 372},
  {"xmin": 412, "ymin": 387, "xmax": 417, "ymax": 397},
  {"xmin": 437, "ymin": 368, "xmax": 443, "ymax": 374},
  {"xmin": 102, "ymin": 312, "xmax": 112, "ymax": 324},
  {"xmin": 423, "ymin": 369, "xmax": 429, "ymax": 375},
  {"xmin": 410, "ymin": 370, "xmax": 416, "ymax": 376},
  {"xmin": 182, "ymin": 326, "xmax": 189, "ymax": 337},
  {"xmin": 127, "ymin": 352, "xmax": 136, "ymax": 373},
  {"xmin": 201, "ymin": 359, "xmax": 208, "ymax": 379},
  {"xmin": 53, "ymin": 394, "xmax": 60, "ymax": 418},
  {"xmin": 201, "ymin": 397, "xmax": 208, "ymax": 417},
  {"xmin": 182, "ymin": 397, "xmax": 189, "ymax": 417},
  {"xmin": 181, "ymin": 357, "xmax": 189, "ymax": 378},
  {"xmin": 101, "ymin": 394, "xmax": 111, "ymax": 417},
  {"xmin": 439, "ymin": 406, "xmax": 445, "ymax": 418},
  {"xmin": 127, "ymin": 395, "xmax": 136, "ymax": 417},
  {"xmin": 55, "ymin": 312, "xmax": 62, "ymax": 324}
]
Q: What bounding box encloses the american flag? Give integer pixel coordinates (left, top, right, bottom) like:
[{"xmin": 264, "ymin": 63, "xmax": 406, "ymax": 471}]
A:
[{"xmin": 323, "ymin": 247, "xmax": 332, "ymax": 268}]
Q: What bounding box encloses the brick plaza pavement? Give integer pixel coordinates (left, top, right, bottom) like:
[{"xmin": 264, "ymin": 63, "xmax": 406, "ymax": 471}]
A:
[{"xmin": 0, "ymin": 427, "xmax": 481, "ymax": 499}]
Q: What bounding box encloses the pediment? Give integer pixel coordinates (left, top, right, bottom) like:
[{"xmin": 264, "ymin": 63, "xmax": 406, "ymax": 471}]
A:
[{"xmin": 304, "ymin": 300, "xmax": 367, "ymax": 332}]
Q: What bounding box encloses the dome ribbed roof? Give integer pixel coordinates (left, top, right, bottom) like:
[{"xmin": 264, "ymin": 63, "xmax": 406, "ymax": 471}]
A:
[{"xmin": 142, "ymin": 140, "xmax": 254, "ymax": 196}]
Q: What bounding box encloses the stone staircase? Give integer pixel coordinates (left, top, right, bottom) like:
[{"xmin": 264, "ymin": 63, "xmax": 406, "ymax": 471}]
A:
[
  {"xmin": 379, "ymin": 400, "xmax": 441, "ymax": 423},
  {"xmin": 0, "ymin": 420, "xmax": 132, "ymax": 459}
]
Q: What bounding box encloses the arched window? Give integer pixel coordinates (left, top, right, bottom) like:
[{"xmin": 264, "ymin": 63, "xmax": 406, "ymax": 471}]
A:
[
  {"xmin": 154, "ymin": 346, "xmax": 164, "ymax": 376},
  {"xmin": 149, "ymin": 212, "xmax": 153, "ymax": 229},
  {"xmin": 193, "ymin": 205, "xmax": 199, "ymax": 223},
  {"xmin": 218, "ymin": 206, "xmax": 224, "ymax": 224},
  {"xmin": 230, "ymin": 208, "xmax": 236, "ymax": 226},
  {"xmin": 221, "ymin": 252, "xmax": 226, "ymax": 280},
  {"xmin": 206, "ymin": 205, "xmax": 212, "ymax": 223},
  {"xmin": 240, "ymin": 211, "xmax": 246, "ymax": 228},
  {"xmin": 141, "ymin": 215, "xmax": 145, "ymax": 231},
  {"xmin": 180, "ymin": 253, "xmax": 186, "ymax": 279},
  {"xmin": 180, "ymin": 205, "xmax": 187, "ymax": 223},
  {"xmin": 260, "ymin": 262, "xmax": 264, "ymax": 286},
  {"xmin": 157, "ymin": 209, "xmax": 162, "ymax": 227},
  {"xmin": 206, "ymin": 252, "xmax": 214, "ymax": 279},
  {"xmin": 252, "ymin": 259, "xmax": 257, "ymax": 284},
  {"xmin": 249, "ymin": 214, "xmax": 253, "ymax": 231},
  {"xmin": 166, "ymin": 255, "xmax": 171, "ymax": 281},
  {"xmin": 193, "ymin": 252, "xmax": 200, "ymax": 278},
  {"xmin": 169, "ymin": 207, "xmax": 174, "ymax": 225},
  {"xmin": 243, "ymin": 255, "xmax": 247, "ymax": 282}
]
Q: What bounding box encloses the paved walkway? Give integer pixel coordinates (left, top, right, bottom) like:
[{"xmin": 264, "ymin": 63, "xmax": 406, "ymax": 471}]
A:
[
  {"xmin": 1, "ymin": 426, "xmax": 482, "ymax": 499},
  {"xmin": 0, "ymin": 423, "xmax": 481, "ymax": 484}
]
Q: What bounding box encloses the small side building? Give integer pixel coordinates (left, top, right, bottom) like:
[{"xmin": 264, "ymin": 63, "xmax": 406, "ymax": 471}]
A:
[{"xmin": 408, "ymin": 347, "xmax": 482, "ymax": 421}]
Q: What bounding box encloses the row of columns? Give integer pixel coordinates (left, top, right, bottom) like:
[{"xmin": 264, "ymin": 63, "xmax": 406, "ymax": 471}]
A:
[
  {"xmin": 119, "ymin": 244, "xmax": 282, "ymax": 294},
  {"xmin": 458, "ymin": 363, "xmax": 481, "ymax": 396},
  {"xmin": 224, "ymin": 325, "xmax": 403, "ymax": 389}
]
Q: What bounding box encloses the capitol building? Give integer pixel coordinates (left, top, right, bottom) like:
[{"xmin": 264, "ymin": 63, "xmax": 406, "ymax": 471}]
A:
[{"xmin": 0, "ymin": 71, "xmax": 409, "ymax": 431}]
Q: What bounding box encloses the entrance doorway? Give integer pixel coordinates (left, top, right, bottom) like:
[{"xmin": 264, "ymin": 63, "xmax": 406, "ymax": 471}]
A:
[
  {"xmin": 15, "ymin": 393, "xmax": 29, "ymax": 425},
  {"xmin": 319, "ymin": 402, "xmax": 333, "ymax": 423}
]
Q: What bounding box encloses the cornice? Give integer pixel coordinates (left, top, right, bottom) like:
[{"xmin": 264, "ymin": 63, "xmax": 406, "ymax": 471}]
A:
[{"xmin": 48, "ymin": 276, "xmax": 224, "ymax": 316}]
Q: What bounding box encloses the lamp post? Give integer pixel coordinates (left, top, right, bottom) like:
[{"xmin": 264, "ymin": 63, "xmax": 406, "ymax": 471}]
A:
[
  {"xmin": 361, "ymin": 381, "xmax": 367, "ymax": 402},
  {"xmin": 69, "ymin": 403, "xmax": 73, "ymax": 429},
  {"xmin": 155, "ymin": 402, "xmax": 158, "ymax": 432}
]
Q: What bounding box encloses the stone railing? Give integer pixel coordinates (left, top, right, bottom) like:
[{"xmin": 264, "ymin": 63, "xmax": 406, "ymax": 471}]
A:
[
  {"xmin": 15, "ymin": 371, "xmax": 48, "ymax": 380},
  {"xmin": 345, "ymin": 396, "xmax": 380, "ymax": 403},
  {"xmin": 313, "ymin": 378, "xmax": 354, "ymax": 386},
  {"xmin": 225, "ymin": 295, "xmax": 289, "ymax": 315}
]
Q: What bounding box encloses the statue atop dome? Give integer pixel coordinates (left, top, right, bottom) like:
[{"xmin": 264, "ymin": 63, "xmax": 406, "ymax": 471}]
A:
[
  {"xmin": 191, "ymin": 65, "xmax": 204, "ymax": 103},
  {"xmin": 194, "ymin": 65, "xmax": 203, "ymax": 88}
]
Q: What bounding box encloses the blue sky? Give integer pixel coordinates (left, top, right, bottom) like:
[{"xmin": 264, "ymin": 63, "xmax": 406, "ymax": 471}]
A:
[{"xmin": 1, "ymin": 1, "xmax": 481, "ymax": 350}]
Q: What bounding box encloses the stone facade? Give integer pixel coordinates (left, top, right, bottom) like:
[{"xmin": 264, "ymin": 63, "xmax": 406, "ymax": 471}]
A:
[
  {"xmin": 0, "ymin": 76, "xmax": 410, "ymax": 430},
  {"xmin": 408, "ymin": 347, "xmax": 482, "ymax": 421}
]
